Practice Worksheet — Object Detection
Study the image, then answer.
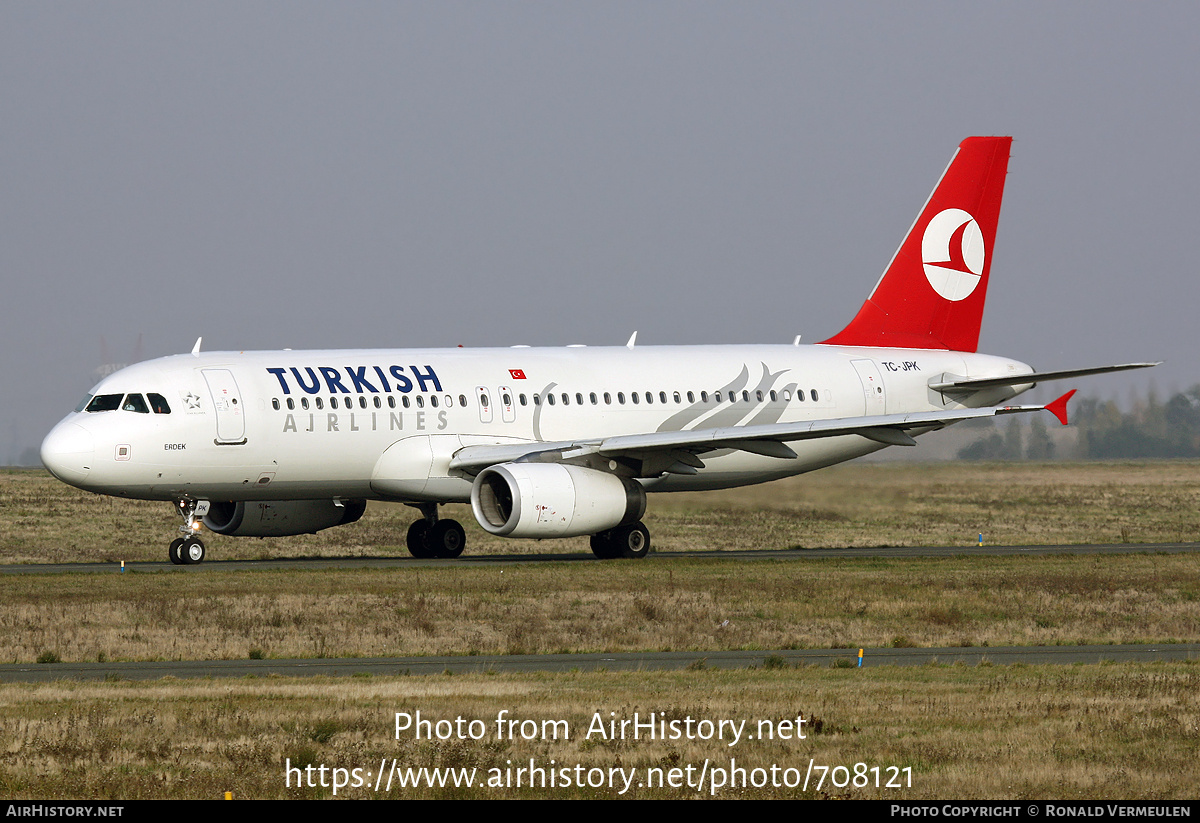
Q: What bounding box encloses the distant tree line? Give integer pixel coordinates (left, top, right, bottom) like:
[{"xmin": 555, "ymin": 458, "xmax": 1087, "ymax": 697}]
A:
[{"xmin": 957, "ymin": 384, "xmax": 1200, "ymax": 460}]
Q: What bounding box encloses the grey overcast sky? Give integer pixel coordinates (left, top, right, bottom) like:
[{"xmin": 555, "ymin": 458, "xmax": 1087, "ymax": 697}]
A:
[{"xmin": 3, "ymin": 2, "xmax": 1197, "ymax": 462}]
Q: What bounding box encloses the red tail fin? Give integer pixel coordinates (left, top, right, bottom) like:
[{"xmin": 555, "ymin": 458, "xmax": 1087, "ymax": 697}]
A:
[{"xmin": 821, "ymin": 136, "xmax": 1012, "ymax": 352}]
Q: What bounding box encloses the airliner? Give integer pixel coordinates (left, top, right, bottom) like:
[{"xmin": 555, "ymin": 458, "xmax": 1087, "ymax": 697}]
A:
[{"xmin": 40, "ymin": 137, "xmax": 1154, "ymax": 564}]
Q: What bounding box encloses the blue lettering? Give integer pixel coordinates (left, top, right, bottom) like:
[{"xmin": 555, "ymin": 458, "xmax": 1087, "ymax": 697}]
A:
[
  {"xmin": 373, "ymin": 366, "xmax": 392, "ymax": 392},
  {"xmin": 411, "ymin": 365, "xmax": 442, "ymax": 393},
  {"xmin": 389, "ymin": 366, "xmax": 413, "ymax": 393},
  {"xmin": 290, "ymin": 367, "xmax": 321, "ymax": 395},
  {"xmin": 276, "ymin": 364, "xmax": 444, "ymax": 396},
  {"xmin": 267, "ymin": 368, "xmax": 291, "ymax": 394},
  {"xmin": 346, "ymin": 366, "xmax": 379, "ymax": 393},
  {"xmin": 320, "ymin": 367, "xmax": 350, "ymax": 394}
]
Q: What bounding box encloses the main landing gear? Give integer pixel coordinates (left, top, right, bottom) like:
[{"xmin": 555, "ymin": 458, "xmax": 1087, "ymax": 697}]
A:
[
  {"xmin": 590, "ymin": 521, "xmax": 651, "ymax": 559},
  {"xmin": 405, "ymin": 503, "xmax": 466, "ymax": 559},
  {"xmin": 169, "ymin": 499, "xmax": 207, "ymax": 565}
]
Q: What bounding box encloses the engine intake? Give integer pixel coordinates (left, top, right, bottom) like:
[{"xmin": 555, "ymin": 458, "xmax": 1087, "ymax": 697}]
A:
[{"xmin": 471, "ymin": 463, "xmax": 646, "ymax": 538}]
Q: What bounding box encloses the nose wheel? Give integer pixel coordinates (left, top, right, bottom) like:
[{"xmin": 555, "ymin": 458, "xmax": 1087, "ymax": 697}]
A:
[
  {"xmin": 169, "ymin": 499, "xmax": 209, "ymax": 565},
  {"xmin": 168, "ymin": 536, "xmax": 207, "ymax": 565}
]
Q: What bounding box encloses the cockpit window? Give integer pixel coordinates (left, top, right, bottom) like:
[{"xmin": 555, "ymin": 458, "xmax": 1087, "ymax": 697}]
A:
[
  {"xmin": 148, "ymin": 393, "xmax": 171, "ymax": 414},
  {"xmin": 85, "ymin": 394, "xmax": 123, "ymax": 413},
  {"xmin": 75, "ymin": 394, "xmax": 93, "ymax": 413},
  {"xmin": 122, "ymin": 394, "xmax": 150, "ymax": 413}
]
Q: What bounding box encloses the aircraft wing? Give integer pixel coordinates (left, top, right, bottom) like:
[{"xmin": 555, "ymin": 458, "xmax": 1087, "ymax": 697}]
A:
[{"xmin": 448, "ymin": 392, "xmax": 1075, "ymax": 476}]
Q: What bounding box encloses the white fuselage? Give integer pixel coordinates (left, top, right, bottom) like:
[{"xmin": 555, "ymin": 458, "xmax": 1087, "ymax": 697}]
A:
[{"xmin": 40, "ymin": 342, "xmax": 1032, "ymax": 504}]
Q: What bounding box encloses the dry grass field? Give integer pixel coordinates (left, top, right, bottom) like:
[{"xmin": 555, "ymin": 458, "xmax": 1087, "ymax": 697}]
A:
[
  {"xmin": 1, "ymin": 462, "xmax": 1198, "ymax": 799},
  {"xmin": 2, "ymin": 664, "xmax": 1197, "ymax": 800},
  {"xmin": 1, "ymin": 554, "xmax": 1198, "ymax": 663}
]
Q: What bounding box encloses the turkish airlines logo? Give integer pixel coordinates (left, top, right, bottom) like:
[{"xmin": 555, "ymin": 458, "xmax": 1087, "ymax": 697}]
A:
[{"xmin": 922, "ymin": 208, "xmax": 985, "ymax": 301}]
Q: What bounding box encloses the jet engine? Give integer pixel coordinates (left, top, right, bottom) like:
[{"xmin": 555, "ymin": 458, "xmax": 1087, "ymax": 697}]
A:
[
  {"xmin": 203, "ymin": 499, "xmax": 367, "ymax": 537},
  {"xmin": 471, "ymin": 463, "xmax": 646, "ymax": 538}
]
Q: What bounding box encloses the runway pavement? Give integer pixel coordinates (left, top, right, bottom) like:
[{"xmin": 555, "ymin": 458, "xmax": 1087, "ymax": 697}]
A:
[
  {"xmin": 3, "ymin": 540, "xmax": 1199, "ymax": 575},
  {"xmin": 1, "ymin": 644, "xmax": 1197, "ymax": 683}
]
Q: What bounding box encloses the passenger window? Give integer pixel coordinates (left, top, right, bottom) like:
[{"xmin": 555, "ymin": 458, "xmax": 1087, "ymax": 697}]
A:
[
  {"xmin": 631, "ymin": 393, "xmax": 639, "ymax": 405},
  {"xmin": 416, "ymin": 395, "xmax": 425, "ymax": 409},
  {"xmin": 315, "ymin": 397, "xmax": 324, "ymax": 410},
  {"xmin": 700, "ymin": 391, "xmax": 708, "ymax": 403},
  {"xmin": 389, "ymin": 396, "xmax": 397, "ymax": 409},
  {"xmin": 459, "ymin": 395, "xmax": 467, "ymax": 407},
  {"xmin": 287, "ymin": 398, "xmax": 296, "ymax": 410},
  {"xmin": 122, "ymin": 394, "xmax": 149, "ymax": 413},
  {"xmin": 687, "ymin": 391, "xmax": 695, "ymax": 403},
  {"xmin": 301, "ymin": 397, "xmax": 309, "ymax": 410},
  {"xmin": 375, "ymin": 396, "xmax": 383, "ymax": 409},
  {"xmin": 617, "ymin": 392, "xmax": 625, "ymax": 404},
  {"xmin": 430, "ymin": 395, "xmax": 439, "ymax": 408},
  {"xmin": 576, "ymin": 392, "xmax": 584, "ymax": 405},
  {"xmin": 85, "ymin": 394, "xmax": 123, "ymax": 413},
  {"xmin": 645, "ymin": 392, "xmax": 653, "ymax": 404},
  {"xmin": 547, "ymin": 394, "xmax": 555, "ymax": 406},
  {"xmin": 359, "ymin": 396, "xmax": 368, "ymax": 409},
  {"xmin": 756, "ymin": 390, "xmax": 763, "ymax": 402},
  {"xmin": 148, "ymin": 393, "xmax": 171, "ymax": 414},
  {"xmin": 783, "ymin": 390, "xmax": 792, "ymax": 401},
  {"xmin": 561, "ymin": 393, "xmax": 569, "ymax": 406},
  {"xmin": 272, "ymin": 399, "xmax": 280, "ymax": 411},
  {"xmin": 604, "ymin": 392, "xmax": 612, "ymax": 404},
  {"xmin": 659, "ymin": 391, "xmax": 667, "ymax": 404},
  {"xmin": 403, "ymin": 396, "xmax": 411, "ymax": 409},
  {"xmin": 673, "ymin": 391, "xmax": 681, "ymax": 404},
  {"xmin": 811, "ymin": 389, "xmax": 818, "ymax": 402}
]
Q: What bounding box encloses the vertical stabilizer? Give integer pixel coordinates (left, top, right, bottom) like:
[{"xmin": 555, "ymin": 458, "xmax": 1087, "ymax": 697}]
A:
[{"xmin": 821, "ymin": 136, "xmax": 1012, "ymax": 352}]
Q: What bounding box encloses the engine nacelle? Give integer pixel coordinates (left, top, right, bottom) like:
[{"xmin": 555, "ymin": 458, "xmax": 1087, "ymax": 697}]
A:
[
  {"xmin": 203, "ymin": 499, "xmax": 367, "ymax": 537},
  {"xmin": 471, "ymin": 463, "xmax": 646, "ymax": 538}
]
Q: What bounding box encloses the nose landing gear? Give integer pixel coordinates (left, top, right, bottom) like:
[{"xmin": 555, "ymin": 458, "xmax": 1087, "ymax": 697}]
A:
[{"xmin": 169, "ymin": 499, "xmax": 208, "ymax": 565}]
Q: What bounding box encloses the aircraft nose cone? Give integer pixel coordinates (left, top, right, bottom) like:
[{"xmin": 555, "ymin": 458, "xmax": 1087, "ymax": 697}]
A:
[{"xmin": 40, "ymin": 421, "xmax": 94, "ymax": 486}]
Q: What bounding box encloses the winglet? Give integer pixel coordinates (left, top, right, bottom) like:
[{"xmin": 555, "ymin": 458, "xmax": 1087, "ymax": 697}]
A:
[
  {"xmin": 1044, "ymin": 390, "xmax": 1076, "ymax": 426},
  {"xmin": 191, "ymin": 337, "xmax": 203, "ymax": 357}
]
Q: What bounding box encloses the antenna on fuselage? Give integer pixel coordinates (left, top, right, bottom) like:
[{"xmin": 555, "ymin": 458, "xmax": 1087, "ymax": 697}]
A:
[
  {"xmin": 191, "ymin": 337, "xmax": 202, "ymax": 356},
  {"xmin": 626, "ymin": 331, "xmax": 637, "ymax": 349}
]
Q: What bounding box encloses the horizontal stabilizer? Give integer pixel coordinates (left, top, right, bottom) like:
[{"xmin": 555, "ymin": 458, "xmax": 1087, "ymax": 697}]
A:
[{"xmin": 928, "ymin": 362, "xmax": 1159, "ymax": 392}]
